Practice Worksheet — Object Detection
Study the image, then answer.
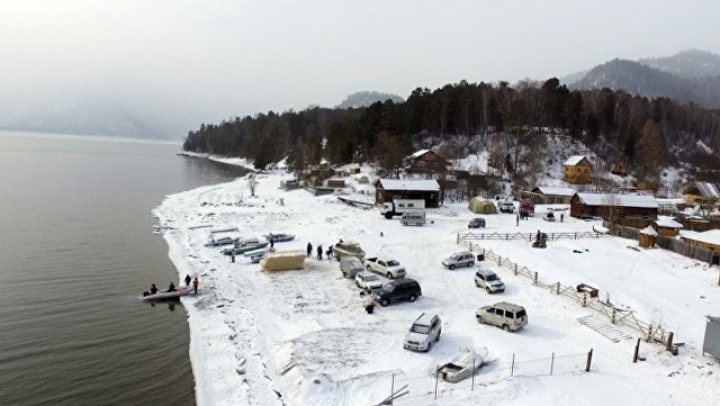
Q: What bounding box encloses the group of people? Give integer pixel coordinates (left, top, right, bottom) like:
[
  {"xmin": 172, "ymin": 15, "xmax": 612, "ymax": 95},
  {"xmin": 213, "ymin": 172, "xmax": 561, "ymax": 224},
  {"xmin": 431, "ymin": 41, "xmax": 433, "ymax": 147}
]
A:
[
  {"xmin": 306, "ymin": 239, "xmax": 342, "ymax": 260},
  {"xmin": 148, "ymin": 274, "xmax": 200, "ymax": 295}
]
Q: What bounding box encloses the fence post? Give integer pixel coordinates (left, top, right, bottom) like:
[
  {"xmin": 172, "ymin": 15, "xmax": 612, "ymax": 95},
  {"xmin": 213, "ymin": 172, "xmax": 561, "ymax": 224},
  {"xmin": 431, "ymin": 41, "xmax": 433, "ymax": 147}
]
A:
[
  {"xmin": 511, "ymin": 353, "xmax": 515, "ymax": 377},
  {"xmin": 456, "ymin": 233, "xmax": 459, "ymax": 244},
  {"xmin": 556, "ymin": 282, "xmax": 560, "ymax": 294},
  {"xmin": 514, "ymin": 263, "xmax": 518, "ymax": 275},
  {"xmin": 582, "ymin": 294, "xmax": 587, "ymax": 307},
  {"xmin": 434, "ymin": 370, "xmax": 439, "ymax": 399},
  {"xmin": 390, "ymin": 373, "xmax": 395, "ymax": 405},
  {"xmin": 666, "ymin": 332, "xmax": 674, "ymax": 353},
  {"xmin": 585, "ymin": 349, "xmax": 593, "ymax": 372},
  {"xmin": 633, "ymin": 339, "xmax": 640, "ymax": 363},
  {"xmin": 550, "ymin": 352, "xmax": 555, "ymax": 375},
  {"xmin": 646, "ymin": 325, "xmax": 653, "ymax": 342},
  {"xmin": 498, "ymin": 256, "xmax": 501, "ymax": 266},
  {"xmin": 611, "ymin": 308, "xmax": 616, "ymax": 324},
  {"xmin": 533, "ymin": 272, "xmax": 538, "ymax": 284},
  {"xmin": 471, "ymin": 358, "xmax": 475, "ymax": 391}
]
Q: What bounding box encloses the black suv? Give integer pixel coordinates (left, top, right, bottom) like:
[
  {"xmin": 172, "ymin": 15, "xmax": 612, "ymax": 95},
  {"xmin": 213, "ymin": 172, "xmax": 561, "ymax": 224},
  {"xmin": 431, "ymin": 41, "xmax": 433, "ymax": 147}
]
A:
[{"xmin": 371, "ymin": 278, "xmax": 422, "ymax": 307}]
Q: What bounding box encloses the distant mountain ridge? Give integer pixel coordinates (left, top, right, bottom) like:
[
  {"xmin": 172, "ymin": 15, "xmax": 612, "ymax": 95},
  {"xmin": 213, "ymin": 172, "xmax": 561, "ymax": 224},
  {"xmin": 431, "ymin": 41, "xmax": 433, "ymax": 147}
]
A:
[{"xmin": 569, "ymin": 49, "xmax": 720, "ymax": 109}]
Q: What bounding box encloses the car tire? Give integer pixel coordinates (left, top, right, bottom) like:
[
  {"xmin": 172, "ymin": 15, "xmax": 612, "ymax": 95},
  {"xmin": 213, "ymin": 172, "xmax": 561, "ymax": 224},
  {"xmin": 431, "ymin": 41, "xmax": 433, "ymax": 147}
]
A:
[
  {"xmin": 449, "ymin": 264, "xmax": 455, "ymax": 270},
  {"xmin": 387, "ymin": 272, "xmax": 393, "ymax": 279},
  {"xmin": 436, "ymin": 330, "xmax": 441, "ymax": 342},
  {"xmin": 366, "ymin": 264, "xmax": 372, "ymax": 270},
  {"xmin": 384, "ymin": 213, "xmax": 393, "ymax": 220},
  {"xmin": 503, "ymin": 324, "xmax": 511, "ymax": 332},
  {"xmin": 468, "ymin": 261, "xmax": 474, "ymax": 267},
  {"xmin": 486, "ymin": 287, "xmax": 491, "ymax": 293},
  {"xmin": 408, "ymin": 294, "xmax": 416, "ymax": 302},
  {"xmin": 476, "ymin": 315, "xmax": 485, "ymax": 324},
  {"xmin": 380, "ymin": 299, "xmax": 389, "ymax": 307}
]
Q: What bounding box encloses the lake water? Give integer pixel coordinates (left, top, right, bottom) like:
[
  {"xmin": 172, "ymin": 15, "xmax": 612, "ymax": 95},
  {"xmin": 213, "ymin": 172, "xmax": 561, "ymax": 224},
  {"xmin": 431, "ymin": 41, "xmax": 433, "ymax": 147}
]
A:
[{"xmin": 0, "ymin": 132, "xmax": 248, "ymax": 406}]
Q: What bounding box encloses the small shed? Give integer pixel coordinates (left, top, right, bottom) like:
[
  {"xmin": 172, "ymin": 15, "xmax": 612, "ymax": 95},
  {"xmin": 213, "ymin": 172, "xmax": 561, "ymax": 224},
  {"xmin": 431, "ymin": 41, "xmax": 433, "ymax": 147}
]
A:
[
  {"xmin": 639, "ymin": 226, "xmax": 657, "ymax": 248},
  {"xmin": 654, "ymin": 218, "xmax": 683, "ymax": 237},
  {"xmin": 375, "ymin": 179, "xmax": 441, "ymax": 208},
  {"xmin": 681, "ymin": 230, "xmax": 720, "ymax": 252},
  {"xmin": 468, "ymin": 197, "xmax": 498, "ymax": 214},
  {"xmin": 563, "ymin": 155, "xmax": 593, "ymax": 185}
]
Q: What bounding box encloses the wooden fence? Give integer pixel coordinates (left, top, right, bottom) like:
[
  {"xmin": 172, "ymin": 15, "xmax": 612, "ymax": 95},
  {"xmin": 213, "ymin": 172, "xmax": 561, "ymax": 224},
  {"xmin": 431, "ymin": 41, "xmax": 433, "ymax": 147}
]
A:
[{"xmin": 461, "ymin": 241, "xmax": 677, "ymax": 349}]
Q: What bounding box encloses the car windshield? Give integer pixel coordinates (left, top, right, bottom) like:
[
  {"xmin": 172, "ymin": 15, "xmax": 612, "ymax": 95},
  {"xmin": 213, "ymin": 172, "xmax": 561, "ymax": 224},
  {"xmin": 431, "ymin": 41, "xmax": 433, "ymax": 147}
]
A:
[
  {"xmin": 383, "ymin": 284, "xmax": 395, "ymax": 293},
  {"xmin": 486, "ymin": 274, "xmax": 498, "ymax": 281},
  {"xmin": 386, "ymin": 260, "xmax": 400, "ymax": 267},
  {"xmin": 516, "ymin": 310, "xmax": 527, "ymax": 318},
  {"xmin": 364, "ymin": 274, "xmax": 379, "ymax": 281},
  {"xmin": 450, "ymin": 254, "xmax": 459, "ymax": 260},
  {"xmin": 410, "ymin": 324, "xmax": 431, "ymax": 334}
]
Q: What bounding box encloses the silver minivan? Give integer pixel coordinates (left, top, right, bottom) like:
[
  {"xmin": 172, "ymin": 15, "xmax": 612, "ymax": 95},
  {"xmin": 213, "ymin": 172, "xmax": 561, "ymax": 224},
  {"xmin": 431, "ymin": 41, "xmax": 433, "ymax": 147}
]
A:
[
  {"xmin": 475, "ymin": 302, "xmax": 527, "ymax": 332},
  {"xmin": 401, "ymin": 212, "xmax": 426, "ymax": 226},
  {"xmin": 403, "ymin": 313, "xmax": 441, "ymax": 352},
  {"xmin": 340, "ymin": 256, "xmax": 364, "ymax": 279}
]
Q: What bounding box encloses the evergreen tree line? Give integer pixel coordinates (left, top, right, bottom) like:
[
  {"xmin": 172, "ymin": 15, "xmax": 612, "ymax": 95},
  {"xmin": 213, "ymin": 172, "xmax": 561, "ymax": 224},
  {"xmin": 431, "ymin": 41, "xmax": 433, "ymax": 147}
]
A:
[{"xmin": 183, "ymin": 78, "xmax": 720, "ymax": 179}]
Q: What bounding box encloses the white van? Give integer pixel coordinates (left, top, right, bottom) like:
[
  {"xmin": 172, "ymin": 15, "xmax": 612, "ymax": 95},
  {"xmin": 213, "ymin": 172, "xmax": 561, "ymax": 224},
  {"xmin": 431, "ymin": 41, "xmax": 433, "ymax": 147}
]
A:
[{"xmin": 401, "ymin": 212, "xmax": 426, "ymax": 226}]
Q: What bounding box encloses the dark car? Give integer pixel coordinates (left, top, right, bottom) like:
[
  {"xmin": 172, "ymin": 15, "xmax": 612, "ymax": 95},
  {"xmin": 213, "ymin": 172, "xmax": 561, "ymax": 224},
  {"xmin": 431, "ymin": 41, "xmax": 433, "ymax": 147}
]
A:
[
  {"xmin": 468, "ymin": 218, "xmax": 486, "ymax": 228},
  {"xmin": 370, "ymin": 278, "xmax": 422, "ymax": 307}
]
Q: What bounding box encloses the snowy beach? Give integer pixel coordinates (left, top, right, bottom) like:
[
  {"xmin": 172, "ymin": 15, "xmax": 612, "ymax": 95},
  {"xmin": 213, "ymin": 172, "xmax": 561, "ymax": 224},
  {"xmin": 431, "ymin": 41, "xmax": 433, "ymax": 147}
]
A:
[{"xmin": 154, "ymin": 170, "xmax": 720, "ymax": 406}]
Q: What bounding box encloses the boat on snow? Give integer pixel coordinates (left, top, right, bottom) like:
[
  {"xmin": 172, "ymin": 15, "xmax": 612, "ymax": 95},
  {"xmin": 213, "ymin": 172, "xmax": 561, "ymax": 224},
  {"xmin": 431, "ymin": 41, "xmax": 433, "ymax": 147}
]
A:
[
  {"xmin": 437, "ymin": 347, "xmax": 489, "ymax": 383},
  {"xmin": 142, "ymin": 287, "xmax": 193, "ymax": 301},
  {"xmin": 263, "ymin": 233, "xmax": 296, "ymax": 243}
]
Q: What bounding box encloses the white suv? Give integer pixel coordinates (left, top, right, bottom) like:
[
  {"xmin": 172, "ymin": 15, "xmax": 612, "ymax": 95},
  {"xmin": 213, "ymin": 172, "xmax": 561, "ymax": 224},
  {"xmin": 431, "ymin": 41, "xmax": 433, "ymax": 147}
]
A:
[
  {"xmin": 403, "ymin": 313, "xmax": 441, "ymax": 352},
  {"xmin": 475, "ymin": 269, "xmax": 505, "ymax": 293},
  {"xmin": 355, "ymin": 271, "xmax": 382, "ymax": 292}
]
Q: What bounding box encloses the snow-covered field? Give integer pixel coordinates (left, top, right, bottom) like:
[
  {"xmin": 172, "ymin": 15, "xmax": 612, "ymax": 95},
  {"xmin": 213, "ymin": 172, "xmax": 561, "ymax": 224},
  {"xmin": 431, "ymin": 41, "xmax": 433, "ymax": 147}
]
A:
[{"xmin": 154, "ymin": 170, "xmax": 720, "ymax": 406}]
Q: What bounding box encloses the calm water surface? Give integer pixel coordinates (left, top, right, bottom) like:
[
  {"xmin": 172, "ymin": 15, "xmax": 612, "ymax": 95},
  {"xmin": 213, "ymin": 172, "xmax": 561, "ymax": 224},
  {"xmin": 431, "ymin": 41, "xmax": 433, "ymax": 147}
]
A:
[{"xmin": 0, "ymin": 132, "xmax": 248, "ymax": 406}]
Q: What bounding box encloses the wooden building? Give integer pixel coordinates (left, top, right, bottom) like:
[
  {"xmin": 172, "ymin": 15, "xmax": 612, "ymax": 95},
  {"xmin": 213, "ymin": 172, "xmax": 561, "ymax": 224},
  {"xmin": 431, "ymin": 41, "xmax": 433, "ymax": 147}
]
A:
[
  {"xmin": 681, "ymin": 230, "xmax": 720, "ymax": 252},
  {"xmin": 653, "ymin": 218, "xmax": 683, "ymax": 237},
  {"xmin": 570, "ymin": 193, "xmax": 659, "ymax": 220},
  {"xmin": 611, "ymin": 162, "xmax": 627, "ymax": 177},
  {"xmin": 375, "ymin": 179, "xmax": 440, "ymax": 208},
  {"xmin": 408, "ymin": 150, "xmax": 451, "ymax": 174},
  {"xmin": 638, "ymin": 226, "xmax": 657, "ymax": 248},
  {"xmin": 563, "ymin": 155, "xmax": 593, "ymax": 185},
  {"xmin": 529, "ymin": 186, "xmax": 576, "ymax": 204},
  {"xmin": 683, "ymin": 182, "xmax": 720, "ymax": 208},
  {"xmin": 636, "ymin": 179, "xmax": 659, "ymax": 193}
]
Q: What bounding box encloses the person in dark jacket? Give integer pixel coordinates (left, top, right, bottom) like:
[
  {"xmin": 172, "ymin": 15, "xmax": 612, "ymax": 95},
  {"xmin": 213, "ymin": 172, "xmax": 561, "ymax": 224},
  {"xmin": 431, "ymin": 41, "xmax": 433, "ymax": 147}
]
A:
[
  {"xmin": 307, "ymin": 242, "xmax": 313, "ymax": 257},
  {"xmin": 168, "ymin": 281, "xmax": 176, "ymax": 292},
  {"xmin": 326, "ymin": 246, "xmax": 333, "ymax": 259},
  {"xmin": 149, "ymin": 283, "xmax": 158, "ymax": 295},
  {"xmin": 270, "ymin": 236, "xmax": 274, "ymax": 249},
  {"xmin": 317, "ymin": 245, "xmax": 323, "ymax": 260},
  {"xmin": 184, "ymin": 274, "xmax": 191, "ymax": 286}
]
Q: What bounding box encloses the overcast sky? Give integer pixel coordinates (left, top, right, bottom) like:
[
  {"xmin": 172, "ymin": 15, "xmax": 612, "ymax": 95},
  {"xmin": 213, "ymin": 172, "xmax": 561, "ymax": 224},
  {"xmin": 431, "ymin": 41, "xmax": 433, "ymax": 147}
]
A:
[{"xmin": 1, "ymin": 0, "xmax": 719, "ymax": 137}]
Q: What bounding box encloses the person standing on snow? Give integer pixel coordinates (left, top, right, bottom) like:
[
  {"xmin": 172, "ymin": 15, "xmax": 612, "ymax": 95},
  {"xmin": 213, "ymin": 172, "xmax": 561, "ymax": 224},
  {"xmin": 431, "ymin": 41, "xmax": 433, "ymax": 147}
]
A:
[
  {"xmin": 307, "ymin": 242, "xmax": 313, "ymax": 257},
  {"xmin": 193, "ymin": 277, "xmax": 199, "ymax": 295},
  {"xmin": 317, "ymin": 245, "xmax": 323, "ymax": 260},
  {"xmin": 184, "ymin": 274, "xmax": 191, "ymax": 286}
]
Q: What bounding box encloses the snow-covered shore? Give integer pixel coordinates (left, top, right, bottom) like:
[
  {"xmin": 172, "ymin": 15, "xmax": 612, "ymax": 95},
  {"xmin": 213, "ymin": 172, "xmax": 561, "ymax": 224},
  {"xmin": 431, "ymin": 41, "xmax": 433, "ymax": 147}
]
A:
[{"xmin": 154, "ymin": 171, "xmax": 720, "ymax": 406}]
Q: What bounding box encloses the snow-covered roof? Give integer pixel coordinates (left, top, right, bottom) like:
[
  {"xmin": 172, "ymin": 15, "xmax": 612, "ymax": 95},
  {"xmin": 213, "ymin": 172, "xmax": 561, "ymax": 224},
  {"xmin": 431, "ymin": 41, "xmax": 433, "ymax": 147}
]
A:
[
  {"xmin": 564, "ymin": 155, "xmax": 588, "ymax": 166},
  {"xmin": 411, "ymin": 149, "xmax": 431, "ymax": 158},
  {"xmin": 377, "ymin": 179, "xmax": 440, "ymax": 191},
  {"xmin": 535, "ymin": 187, "xmax": 576, "ymax": 197},
  {"xmin": 685, "ymin": 182, "xmax": 720, "ymax": 199},
  {"xmin": 640, "ymin": 226, "xmax": 657, "ymax": 236},
  {"xmin": 576, "ymin": 193, "xmax": 659, "ymax": 208},
  {"xmin": 654, "ymin": 218, "xmax": 683, "ymax": 229},
  {"xmin": 683, "ymin": 229, "xmax": 720, "ymax": 246}
]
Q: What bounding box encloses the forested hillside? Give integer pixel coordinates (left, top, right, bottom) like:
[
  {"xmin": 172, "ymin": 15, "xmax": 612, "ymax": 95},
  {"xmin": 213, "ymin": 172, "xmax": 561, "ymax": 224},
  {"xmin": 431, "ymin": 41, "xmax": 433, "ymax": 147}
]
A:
[{"xmin": 183, "ymin": 79, "xmax": 720, "ymax": 186}]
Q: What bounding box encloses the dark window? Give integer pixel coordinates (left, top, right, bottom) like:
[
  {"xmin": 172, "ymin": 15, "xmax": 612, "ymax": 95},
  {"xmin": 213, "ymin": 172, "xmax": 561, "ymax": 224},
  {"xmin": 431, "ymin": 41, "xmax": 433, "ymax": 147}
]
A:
[
  {"xmin": 515, "ymin": 310, "xmax": 527, "ymax": 318},
  {"xmin": 494, "ymin": 308, "xmax": 505, "ymax": 316}
]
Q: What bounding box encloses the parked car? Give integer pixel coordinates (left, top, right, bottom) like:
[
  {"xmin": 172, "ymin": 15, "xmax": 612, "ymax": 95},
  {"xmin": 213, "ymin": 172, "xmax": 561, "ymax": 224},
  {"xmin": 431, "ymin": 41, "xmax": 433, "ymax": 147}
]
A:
[
  {"xmin": 364, "ymin": 257, "xmax": 407, "ymax": 279},
  {"xmin": 355, "ymin": 271, "xmax": 383, "ymax": 292},
  {"xmin": 468, "ymin": 217, "xmax": 486, "ymax": 228},
  {"xmin": 474, "ymin": 269, "xmax": 505, "ymax": 293},
  {"xmin": 371, "ymin": 278, "xmax": 422, "ymax": 307},
  {"xmin": 475, "ymin": 302, "xmax": 527, "ymax": 332},
  {"xmin": 499, "ymin": 201, "xmax": 515, "ymax": 214},
  {"xmin": 403, "ymin": 313, "xmax": 441, "ymax": 352},
  {"xmin": 441, "ymin": 251, "xmax": 475, "ymax": 270},
  {"xmin": 401, "ymin": 212, "xmax": 426, "ymax": 226},
  {"xmin": 340, "ymin": 256, "xmax": 364, "ymax": 279}
]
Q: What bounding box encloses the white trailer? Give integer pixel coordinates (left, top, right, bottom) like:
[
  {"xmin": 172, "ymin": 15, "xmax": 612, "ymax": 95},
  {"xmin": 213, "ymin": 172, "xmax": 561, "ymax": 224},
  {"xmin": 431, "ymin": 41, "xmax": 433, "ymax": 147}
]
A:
[{"xmin": 380, "ymin": 199, "xmax": 425, "ymax": 219}]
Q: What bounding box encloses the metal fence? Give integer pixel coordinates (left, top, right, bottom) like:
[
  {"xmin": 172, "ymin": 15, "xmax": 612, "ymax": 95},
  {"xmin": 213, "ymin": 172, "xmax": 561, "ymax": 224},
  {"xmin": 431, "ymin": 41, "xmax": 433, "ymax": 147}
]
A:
[
  {"xmin": 460, "ymin": 240, "xmax": 677, "ymax": 349},
  {"xmin": 457, "ymin": 231, "xmax": 606, "ymax": 244},
  {"xmin": 378, "ymin": 350, "xmax": 593, "ymax": 405}
]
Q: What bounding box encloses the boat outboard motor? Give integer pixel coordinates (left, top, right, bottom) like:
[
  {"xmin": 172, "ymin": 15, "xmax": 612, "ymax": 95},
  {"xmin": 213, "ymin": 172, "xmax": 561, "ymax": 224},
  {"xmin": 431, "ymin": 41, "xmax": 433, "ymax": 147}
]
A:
[{"xmin": 143, "ymin": 291, "xmax": 150, "ymax": 297}]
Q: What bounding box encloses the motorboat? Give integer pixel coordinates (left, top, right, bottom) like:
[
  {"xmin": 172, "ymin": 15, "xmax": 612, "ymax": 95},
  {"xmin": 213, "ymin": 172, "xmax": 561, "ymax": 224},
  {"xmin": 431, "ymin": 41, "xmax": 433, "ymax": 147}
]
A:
[
  {"xmin": 263, "ymin": 233, "xmax": 296, "ymax": 243},
  {"xmin": 332, "ymin": 241, "xmax": 365, "ymax": 262},
  {"xmin": 142, "ymin": 287, "xmax": 192, "ymax": 301},
  {"xmin": 221, "ymin": 241, "xmax": 269, "ymax": 255},
  {"xmin": 437, "ymin": 347, "xmax": 489, "ymax": 383}
]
